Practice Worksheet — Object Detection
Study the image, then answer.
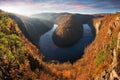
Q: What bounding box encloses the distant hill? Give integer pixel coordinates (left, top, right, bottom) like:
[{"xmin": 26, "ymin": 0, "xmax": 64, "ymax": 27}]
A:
[
  {"xmin": 32, "ymin": 13, "xmax": 92, "ymax": 23},
  {"xmin": 8, "ymin": 13, "xmax": 53, "ymax": 46}
]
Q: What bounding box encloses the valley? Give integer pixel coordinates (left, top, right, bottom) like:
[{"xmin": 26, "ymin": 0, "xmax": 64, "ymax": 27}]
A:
[
  {"xmin": 40, "ymin": 24, "xmax": 94, "ymax": 62},
  {"xmin": 0, "ymin": 9, "xmax": 120, "ymax": 80}
]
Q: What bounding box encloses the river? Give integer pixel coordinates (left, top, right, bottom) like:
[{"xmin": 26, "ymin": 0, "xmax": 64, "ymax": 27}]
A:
[{"xmin": 39, "ymin": 24, "xmax": 94, "ymax": 62}]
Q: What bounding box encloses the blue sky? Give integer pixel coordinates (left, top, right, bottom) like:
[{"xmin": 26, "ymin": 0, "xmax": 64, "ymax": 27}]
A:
[{"xmin": 0, "ymin": 0, "xmax": 120, "ymax": 15}]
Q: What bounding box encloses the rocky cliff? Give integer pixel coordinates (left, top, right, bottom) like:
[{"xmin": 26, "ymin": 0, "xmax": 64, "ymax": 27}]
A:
[
  {"xmin": 93, "ymin": 18, "xmax": 103, "ymax": 34},
  {"xmin": 74, "ymin": 13, "xmax": 120, "ymax": 80},
  {"xmin": 95, "ymin": 14, "xmax": 120, "ymax": 80}
]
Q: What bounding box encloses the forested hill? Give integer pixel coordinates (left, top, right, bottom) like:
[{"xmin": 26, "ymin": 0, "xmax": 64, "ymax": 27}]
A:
[{"xmin": 0, "ymin": 11, "xmax": 57, "ymax": 80}]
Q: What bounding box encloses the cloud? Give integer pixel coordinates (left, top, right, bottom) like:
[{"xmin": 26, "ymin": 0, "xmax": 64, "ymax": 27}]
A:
[
  {"xmin": 1, "ymin": 0, "xmax": 120, "ymax": 10},
  {"xmin": 0, "ymin": 0, "xmax": 119, "ymax": 15},
  {"xmin": 70, "ymin": 0, "xmax": 120, "ymax": 10}
]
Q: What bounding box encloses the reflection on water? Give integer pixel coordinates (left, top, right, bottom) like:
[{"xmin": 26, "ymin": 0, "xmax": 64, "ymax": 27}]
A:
[{"xmin": 39, "ymin": 24, "xmax": 94, "ymax": 62}]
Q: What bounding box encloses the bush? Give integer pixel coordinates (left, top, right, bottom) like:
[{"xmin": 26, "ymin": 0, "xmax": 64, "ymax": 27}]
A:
[
  {"xmin": 110, "ymin": 35, "xmax": 117, "ymax": 49},
  {"xmin": 96, "ymin": 35, "xmax": 117, "ymax": 66},
  {"xmin": 96, "ymin": 49, "xmax": 109, "ymax": 66},
  {"xmin": 0, "ymin": 12, "xmax": 27, "ymax": 65},
  {"xmin": 6, "ymin": 50, "xmax": 15, "ymax": 63}
]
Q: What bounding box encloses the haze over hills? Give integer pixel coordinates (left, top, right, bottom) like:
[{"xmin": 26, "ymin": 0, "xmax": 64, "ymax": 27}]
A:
[
  {"xmin": 6, "ymin": 12, "xmax": 98, "ymax": 47},
  {"xmin": 7, "ymin": 13, "xmax": 53, "ymax": 46}
]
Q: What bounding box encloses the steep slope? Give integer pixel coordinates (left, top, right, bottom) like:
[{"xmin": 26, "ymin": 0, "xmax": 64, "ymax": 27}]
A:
[
  {"xmin": 74, "ymin": 13, "xmax": 120, "ymax": 80},
  {"xmin": 8, "ymin": 13, "xmax": 53, "ymax": 46},
  {"xmin": 0, "ymin": 11, "xmax": 58, "ymax": 80}
]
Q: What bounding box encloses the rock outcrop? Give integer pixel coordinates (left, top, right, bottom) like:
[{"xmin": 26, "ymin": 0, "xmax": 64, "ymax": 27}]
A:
[
  {"xmin": 96, "ymin": 33, "xmax": 120, "ymax": 80},
  {"xmin": 74, "ymin": 13, "xmax": 120, "ymax": 80},
  {"xmin": 93, "ymin": 18, "xmax": 103, "ymax": 34},
  {"xmin": 52, "ymin": 14, "xmax": 83, "ymax": 47},
  {"xmin": 95, "ymin": 14, "xmax": 120, "ymax": 80}
]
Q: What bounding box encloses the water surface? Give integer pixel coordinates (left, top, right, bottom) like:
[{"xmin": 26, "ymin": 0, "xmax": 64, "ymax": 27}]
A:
[{"xmin": 39, "ymin": 24, "xmax": 94, "ymax": 62}]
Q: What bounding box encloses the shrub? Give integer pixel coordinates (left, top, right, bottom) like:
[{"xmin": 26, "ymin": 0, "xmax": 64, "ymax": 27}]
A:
[
  {"xmin": 96, "ymin": 35, "xmax": 117, "ymax": 66},
  {"xmin": 96, "ymin": 49, "xmax": 109, "ymax": 66},
  {"xmin": 0, "ymin": 32, "xmax": 5, "ymax": 38},
  {"xmin": 6, "ymin": 50, "xmax": 15, "ymax": 63},
  {"xmin": 110, "ymin": 35, "xmax": 117, "ymax": 49}
]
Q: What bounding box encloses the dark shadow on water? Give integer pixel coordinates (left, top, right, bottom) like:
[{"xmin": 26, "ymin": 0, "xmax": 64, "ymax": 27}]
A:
[{"xmin": 39, "ymin": 24, "xmax": 95, "ymax": 63}]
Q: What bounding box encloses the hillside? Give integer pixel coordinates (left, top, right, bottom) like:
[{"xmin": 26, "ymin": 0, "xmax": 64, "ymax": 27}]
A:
[
  {"xmin": 74, "ymin": 13, "xmax": 120, "ymax": 80},
  {"xmin": 8, "ymin": 13, "xmax": 53, "ymax": 46},
  {"xmin": 32, "ymin": 13, "xmax": 70, "ymax": 24},
  {"xmin": 52, "ymin": 13, "xmax": 97, "ymax": 47},
  {"xmin": 52, "ymin": 14, "xmax": 83, "ymax": 47},
  {"xmin": 0, "ymin": 11, "xmax": 59, "ymax": 80},
  {"xmin": 32, "ymin": 12, "xmax": 120, "ymax": 79}
]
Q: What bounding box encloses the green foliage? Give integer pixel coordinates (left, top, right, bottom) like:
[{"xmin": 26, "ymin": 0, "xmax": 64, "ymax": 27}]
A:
[
  {"xmin": 110, "ymin": 35, "xmax": 117, "ymax": 49},
  {"xmin": 0, "ymin": 11, "xmax": 65, "ymax": 80},
  {"xmin": 0, "ymin": 37, "xmax": 8, "ymax": 44},
  {"xmin": 96, "ymin": 49, "xmax": 109, "ymax": 66},
  {"xmin": 0, "ymin": 32, "xmax": 5, "ymax": 38},
  {"xmin": 6, "ymin": 50, "xmax": 15, "ymax": 63},
  {"xmin": 0, "ymin": 12, "xmax": 27, "ymax": 65},
  {"xmin": 96, "ymin": 35, "xmax": 117, "ymax": 66},
  {"xmin": 0, "ymin": 44, "xmax": 4, "ymax": 49}
]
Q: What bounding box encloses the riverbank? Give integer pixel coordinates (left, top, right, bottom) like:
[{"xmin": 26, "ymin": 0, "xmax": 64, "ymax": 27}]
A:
[{"xmin": 39, "ymin": 24, "xmax": 94, "ymax": 62}]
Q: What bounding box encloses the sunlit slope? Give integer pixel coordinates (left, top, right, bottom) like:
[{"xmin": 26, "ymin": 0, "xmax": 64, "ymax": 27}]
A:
[
  {"xmin": 8, "ymin": 13, "xmax": 53, "ymax": 46},
  {"xmin": 0, "ymin": 11, "xmax": 56, "ymax": 80},
  {"xmin": 74, "ymin": 12, "xmax": 120, "ymax": 80}
]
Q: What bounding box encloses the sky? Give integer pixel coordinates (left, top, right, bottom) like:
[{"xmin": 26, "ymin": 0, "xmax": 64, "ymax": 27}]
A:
[{"xmin": 0, "ymin": 0, "xmax": 120, "ymax": 15}]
